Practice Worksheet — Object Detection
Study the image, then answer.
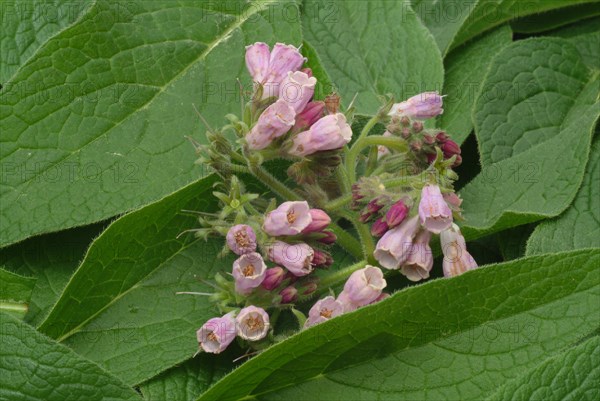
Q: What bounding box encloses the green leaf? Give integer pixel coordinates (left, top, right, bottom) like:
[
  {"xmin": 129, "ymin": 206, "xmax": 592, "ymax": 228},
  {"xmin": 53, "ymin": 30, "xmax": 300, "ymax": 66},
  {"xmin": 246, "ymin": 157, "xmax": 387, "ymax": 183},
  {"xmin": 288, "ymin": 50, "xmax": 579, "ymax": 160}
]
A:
[
  {"xmin": 0, "ymin": 0, "xmax": 302, "ymax": 247},
  {"xmin": 511, "ymin": 3, "xmax": 600, "ymax": 34},
  {"xmin": 0, "ymin": 224, "xmax": 103, "ymax": 326},
  {"xmin": 0, "ymin": 312, "xmax": 141, "ymax": 401},
  {"xmin": 197, "ymin": 250, "xmax": 600, "ymax": 401},
  {"xmin": 526, "ymin": 138, "xmax": 600, "ymax": 255},
  {"xmin": 439, "ymin": 25, "xmax": 512, "ymax": 144},
  {"xmin": 459, "ymin": 38, "xmax": 600, "ymax": 236},
  {"xmin": 38, "ymin": 176, "xmax": 226, "ymax": 385},
  {"xmin": 551, "ymin": 16, "xmax": 600, "ymax": 70},
  {"xmin": 301, "ymin": 0, "xmax": 444, "ymax": 115},
  {"xmin": 487, "ymin": 335, "xmax": 600, "ymax": 401},
  {"xmin": 0, "ymin": 268, "xmax": 36, "ymax": 319}
]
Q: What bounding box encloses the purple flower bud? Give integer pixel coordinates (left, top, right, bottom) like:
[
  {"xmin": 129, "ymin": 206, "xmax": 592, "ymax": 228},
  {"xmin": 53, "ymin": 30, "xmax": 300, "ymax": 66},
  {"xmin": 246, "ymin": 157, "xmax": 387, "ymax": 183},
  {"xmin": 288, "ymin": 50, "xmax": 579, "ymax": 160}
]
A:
[
  {"xmin": 236, "ymin": 306, "xmax": 270, "ymax": 341},
  {"xmin": 312, "ymin": 250, "xmax": 333, "ymax": 268},
  {"xmin": 412, "ymin": 121, "xmax": 424, "ymax": 133},
  {"xmin": 301, "ymin": 67, "xmax": 313, "ymax": 77},
  {"xmin": 441, "ymin": 224, "xmax": 478, "ymax": 277},
  {"xmin": 279, "ymin": 71, "xmax": 317, "ymax": 113},
  {"xmin": 232, "ymin": 252, "xmax": 267, "ymax": 295},
  {"xmin": 359, "ymin": 199, "xmax": 384, "ymax": 223},
  {"xmin": 279, "ymin": 286, "xmax": 298, "ymax": 303},
  {"xmin": 263, "ymin": 201, "xmax": 312, "ymax": 236},
  {"xmin": 436, "ymin": 131, "xmax": 449, "ymax": 143},
  {"xmin": 452, "ymin": 154, "xmax": 463, "ymax": 167},
  {"xmin": 261, "ymin": 267, "xmax": 285, "ymax": 290},
  {"xmin": 302, "ymin": 209, "xmax": 331, "ymax": 233},
  {"xmin": 401, "ymin": 230, "xmax": 433, "ymax": 282},
  {"xmin": 371, "ymin": 218, "xmax": 389, "ymax": 237},
  {"xmin": 401, "ymin": 127, "xmax": 411, "ymax": 139},
  {"xmin": 443, "ymin": 192, "xmax": 463, "ymax": 210},
  {"xmin": 373, "ymin": 215, "xmax": 420, "ymax": 269},
  {"xmin": 317, "ymin": 230, "xmax": 337, "ymax": 245},
  {"xmin": 340, "ymin": 265, "xmax": 386, "ymax": 307},
  {"xmin": 196, "ymin": 312, "xmax": 236, "ymax": 354},
  {"xmin": 423, "ymin": 134, "xmax": 435, "ymax": 145},
  {"xmin": 304, "ymin": 296, "xmax": 344, "ymax": 328},
  {"xmin": 418, "ymin": 184, "xmax": 453, "ymax": 234},
  {"xmin": 426, "ymin": 152, "xmax": 437, "ymax": 164},
  {"xmin": 442, "ymin": 139, "xmax": 461, "ymax": 158},
  {"xmin": 389, "ymin": 92, "xmax": 444, "ymax": 120},
  {"xmin": 300, "ymin": 281, "xmax": 318, "ymax": 296},
  {"xmin": 289, "ymin": 113, "xmax": 352, "ymax": 157},
  {"xmin": 293, "ymin": 101, "xmax": 325, "ymax": 131},
  {"xmin": 400, "ymin": 116, "xmax": 411, "ymax": 126},
  {"xmin": 246, "ymin": 99, "xmax": 296, "ymax": 150},
  {"xmin": 385, "ymin": 201, "xmax": 409, "ymax": 228},
  {"xmin": 245, "ymin": 42, "xmax": 270, "ymax": 84},
  {"xmin": 226, "ymin": 224, "xmax": 257, "ymax": 255},
  {"xmin": 268, "ymin": 241, "xmax": 314, "ymax": 276}
]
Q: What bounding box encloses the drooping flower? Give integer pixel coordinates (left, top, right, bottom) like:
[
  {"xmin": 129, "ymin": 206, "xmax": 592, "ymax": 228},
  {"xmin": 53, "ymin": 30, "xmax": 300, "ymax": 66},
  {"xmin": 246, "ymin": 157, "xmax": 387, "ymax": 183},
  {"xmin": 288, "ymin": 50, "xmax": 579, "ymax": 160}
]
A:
[
  {"xmin": 226, "ymin": 224, "xmax": 257, "ymax": 255},
  {"xmin": 441, "ymin": 224, "xmax": 477, "ymax": 277},
  {"xmin": 337, "ymin": 265, "xmax": 386, "ymax": 310},
  {"xmin": 279, "ymin": 71, "xmax": 317, "ymax": 113},
  {"xmin": 245, "ymin": 42, "xmax": 270, "ymax": 84},
  {"xmin": 261, "ymin": 267, "xmax": 285, "ymax": 290},
  {"xmin": 289, "ymin": 113, "xmax": 352, "ymax": 157},
  {"xmin": 301, "ymin": 209, "xmax": 331, "ymax": 233},
  {"xmin": 267, "ymin": 241, "xmax": 314, "ymax": 276},
  {"xmin": 232, "ymin": 252, "xmax": 267, "ymax": 294},
  {"xmin": 400, "ymin": 230, "xmax": 433, "ymax": 282},
  {"xmin": 236, "ymin": 306, "xmax": 270, "ymax": 341},
  {"xmin": 370, "ymin": 217, "xmax": 389, "ymax": 237},
  {"xmin": 304, "ymin": 296, "xmax": 344, "ymax": 328},
  {"xmin": 263, "ymin": 201, "xmax": 312, "ymax": 236},
  {"xmin": 385, "ymin": 200, "xmax": 409, "ymax": 228},
  {"xmin": 418, "ymin": 184, "xmax": 453, "ymax": 234},
  {"xmin": 246, "ymin": 99, "xmax": 296, "ymax": 150},
  {"xmin": 373, "ymin": 215, "xmax": 420, "ymax": 269},
  {"xmin": 389, "ymin": 92, "xmax": 443, "ymax": 120},
  {"xmin": 196, "ymin": 312, "xmax": 236, "ymax": 354}
]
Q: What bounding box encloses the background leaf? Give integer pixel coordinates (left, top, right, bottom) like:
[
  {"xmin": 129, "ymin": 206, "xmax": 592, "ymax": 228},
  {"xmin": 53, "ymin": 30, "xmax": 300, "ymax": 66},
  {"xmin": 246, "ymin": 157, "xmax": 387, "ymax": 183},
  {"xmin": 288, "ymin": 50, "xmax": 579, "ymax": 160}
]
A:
[
  {"xmin": 511, "ymin": 3, "xmax": 600, "ymax": 34},
  {"xmin": 197, "ymin": 250, "xmax": 600, "ymax": 401},
  {"xmin": 550, "ymin": 16, "xmax": 600, "ymax": 70},
  {"xmin": 301, "ymin": 0, "xmax": 444, "ymax": 115},
  {"xmin": 0, "ymin": 268, "xmax": 36, "ymax": 319},
  {"xmin": 0, "ymin": 312, "xmax": 141, "ymax": 401}
]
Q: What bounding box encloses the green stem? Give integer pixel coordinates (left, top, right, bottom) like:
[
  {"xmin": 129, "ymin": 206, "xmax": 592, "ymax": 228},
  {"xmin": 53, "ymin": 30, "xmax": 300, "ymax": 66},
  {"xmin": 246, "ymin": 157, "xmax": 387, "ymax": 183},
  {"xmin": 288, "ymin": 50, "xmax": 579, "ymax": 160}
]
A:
[
  {"xmin": 365, "ymin": 146, "xmax": 379, "ymax": 176},
  {"xmin": 247, "ymin": 163, "xmax": 301, "ymax": 201},
  {"xmin": 339, "ymin": 210, "xmax": 376, "ymax": 264},
  {"xmin": 345, "ymin": 135, "xmax": 408, "ymax": 183},
  {"xmin": 319, "ymin": 260, "xmax": 367, "ymax": 290},
  {"xmin": 328, "ymin": 223, "xmax": 363, "ymax": 260},
  {"xmin": 325, "ymin": 193, "xmax": 352, "ymax": 211}
]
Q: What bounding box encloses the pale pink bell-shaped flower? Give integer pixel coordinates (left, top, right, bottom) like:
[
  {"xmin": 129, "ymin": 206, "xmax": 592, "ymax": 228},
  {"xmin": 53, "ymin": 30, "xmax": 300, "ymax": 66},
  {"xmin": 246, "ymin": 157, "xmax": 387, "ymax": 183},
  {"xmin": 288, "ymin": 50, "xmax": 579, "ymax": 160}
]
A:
[
  {"xmin": 245, "ymin": 42, "xmax": 270, "ymax": 83},
  {"xmin": 261, "ymin": 43, "xmax": 306, "ymax": 99},
  {"xmin": 236, "ymin": 306, "xmax": 270, "ymax": 341},
  {"xmin": 279, "ymin": 71, "xmax": 317, "ymax": 113},
  {"xmin": 289, "ymin": 113, "xmax": 352, "ymax": 157},
  {"xmin": 304, "ymin": 296, "xmax": 345, "ymax": 328},
  {"xmin": 301, "ymin": 209, "xmax": 331, "ymax": 233},
  {"xmin": 232, "ymin": 252, "xmax": 267, "ymax": 294},
  {"xmin": 293, "ymin": 101, "xmax": 325, "ymax": 131},
  {"xmin": 226, "ymin": 224, "xmax": 257, "ymax": 255},
  {"xmin": 418, "ymin": 184, "xmax": 453, "ymax": 234},
  {"xmin": 246, "ymin": 99, "xmax": 296, "ymax": 150},
  {"xmin": 196, "ymin": 312, "xmax": 236, "ymax": 354},
  {"xmin": 338, "ymin": 265, "xmax": 387, "ymax": 309},
  {"xmin": 373, "ymin": 215, "xmax": 421, "ymax": 269},
  {"xmin": 263, "ymin": 201, "xmax": 312, "ymax": 236},
  {"xmin": 401, "ymin": 230, "xmax": 433, "ymax": 282},
  {"xmin": 388, "ymin": 92, "xmax": 443, "ymax": 120},
  {"xmin": 268, "ymin": 241, "xmax": 314, "ymax": 276},
  {"xmin": 441, "ymin": 224, "xmax": 478, "ymax": 277}
]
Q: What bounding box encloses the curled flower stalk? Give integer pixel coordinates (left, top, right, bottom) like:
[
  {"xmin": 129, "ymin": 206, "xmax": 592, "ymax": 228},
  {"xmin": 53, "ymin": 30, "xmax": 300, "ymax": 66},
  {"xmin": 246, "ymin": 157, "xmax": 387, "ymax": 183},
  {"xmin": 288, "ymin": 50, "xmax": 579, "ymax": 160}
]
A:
[{"xmin": 185, "ymin": 41, "xmax": 478, "ymax": 356}]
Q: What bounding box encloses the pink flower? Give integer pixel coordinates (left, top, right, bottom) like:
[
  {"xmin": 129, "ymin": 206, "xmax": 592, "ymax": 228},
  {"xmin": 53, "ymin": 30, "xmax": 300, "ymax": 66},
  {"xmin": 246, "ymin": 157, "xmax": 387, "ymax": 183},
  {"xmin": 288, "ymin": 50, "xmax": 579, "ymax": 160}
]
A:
[
  {"xmin": 246, "ymin": 99, "xmax": 296, "ymax": 150},
  {"xmin": 261, "ymin": 267, "xmax": 285, "ymax": 291},
  {"xmin": 293, "ymin": 101, "xmax": 325, "ymax": 131},
  {"xmin": 226, "ymin": 224, "xmax": 257, "ymax": 255},
  {"xmin": 385, "ymin": 200, "xmax": 409, "ymax": 228},
  {"xmin": 441, "ymin": 224, "xmax": 477, "ymax": 277},
  {"xmin": 245, "ymin": 42, "xmax": 270, "ymax": 84},
  {"xmin": 196, "ymin": 312, "xmax": 236, "ymax": 354},
  {"xmin": 389, "ymin": 92, "xmax": 443, "ymax": 120},
  {"xmin": 289, "ymin": 113, "xmax": 352, "ymax": 157},
  {"xmin": 373, "ymin": 215, "xmax": 420, "ymax": 269},
  {"xmin": 263, "ymin": 201, "xmax": 312, "ymax": 236},
  {"xmin": 268, "ymin": 241, "xmax": 314, "ymax": 276},
  {"xmin": 418, "ymin": 184, "xmax": 453, "ymax": 234},
  {"xmin": 236, "ymin": 306, "xmax": 270, "ymax": 341},
  {"xmin": 304, "ymin": 296, "xmax": 344, "ymax": 328},
  {"xmin": 401, "ymin": 230, "xmax": 433, "ymax": 282},
  {"xmin": 232, "ymin": 252, "xmax": 267, "ymax": 294},
  {"xmin": 301, "ymin": 209, "xmax": 331, "ymax": 233},
  {"xmin": 279, "ymin": 71, "xmax": 317, "ymax": 113},
  {"xmin": 338, "ymin": 265, "xmax": 386, "ymax": 309}
]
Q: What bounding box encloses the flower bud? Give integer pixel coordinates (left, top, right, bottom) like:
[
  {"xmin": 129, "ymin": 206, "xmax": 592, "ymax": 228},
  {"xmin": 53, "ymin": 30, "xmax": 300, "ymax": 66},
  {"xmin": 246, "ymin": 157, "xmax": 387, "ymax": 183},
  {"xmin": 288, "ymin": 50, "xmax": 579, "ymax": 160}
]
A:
[
  {"xmin": 263, "ymin": 201, "xmax": 312, "ymax": 236},
  {"xmin": 246, "ymin": 99, "xmax": 296, "ymax": 150},
  {"xmin": 226, "ymin": 224, "xmax": 257, "ymax": 255},
  {"xmin": 268, "ymin": 241, "xmax": 314, "ymax": 276},
  {"xmin": 441, "ymin": 139, "xmax": 461, "ymax": 158},
  {"xmin": 236, "ymin": 306, "xmax": 270, "ymax": 341},
  {"xmin": 418, "ymin": 184, "xmax": 453, "ymax": 234},
  {"xmin": 232, "ymin": 252, "xmax": 267, "ymax": 295},
  {"xmin": 279, "ymin": 71, "xmax": 317, "ymax": 113},
  {"xmin": 293, "ymin": 101, "xmax": 325, "ymax": 131},
  {"xmin": 385, "ymin": 201, "xmax": 409, "ymax": 228},
  {"xmin": 300, "ymin": 281, "xmax": 318, "ymax": 296},
  {"xmin": 312, "ymin": 250, "xmax": 333, "ymax": 268},
  {"xmin": 401, "ymin": 127, "xmax": 411, "ymax": 139},
  {"xmin": 410, "ymin": 140, "xmax": 422, "ymax": 152},
  {"xmin": 317, "ymin": 230, "xmax": 337, "ymax": 245},
  {"xmin": 261, "ymin": 267, "xmax": 285, "ymax": 290},
  {"xmin": 436, "ymin": 131, "xmax": 449, "ymax": 143},
  {"xmin": 443, "ymin": 192, "xmax": 463, "ymax": 210},
  {"xmin": 423, "ymin": 134, "xmax": 435, "ymax": 145},
  {"xmin": 304, "ymin": 296, "xmax": 344, "ymax": 328},
  {"xmin": 280, "ymin": 286, "xmax": 298, "ymax": 303},
  {"xmin": 301, "ymin": 67, "xmax": 313, "ymax": 77},
  {"xmin": 289, "ymin": 113, "xmax": 352, "ymax": 157},
  {"xmin": 371, "ymin": 218, "xmax": 389, "ymax": 237},
  {"xmin": 452, "ymin": 154, "xmax": 463, "ymax": 167},
  {"xmin": 400, "ymin": 116, "xmax": 411, "ymax": 126},
  {"xmin": 389, "ymin": 92, "xmax": 444, "ymax": 120},
  {"xmin": 301, "ymin": 209, "xmax": 331, "ymax": 233},
  {"xmin": 340, "ymin": 265, "xmax": 387, "ymax": 307},
  {"xmin": 197, "ymin": 312, "xmax": 236, "ymax": 354},
  {"xmin": 412, "ymin": 121, "xmax": 423, "ymax": 133}
]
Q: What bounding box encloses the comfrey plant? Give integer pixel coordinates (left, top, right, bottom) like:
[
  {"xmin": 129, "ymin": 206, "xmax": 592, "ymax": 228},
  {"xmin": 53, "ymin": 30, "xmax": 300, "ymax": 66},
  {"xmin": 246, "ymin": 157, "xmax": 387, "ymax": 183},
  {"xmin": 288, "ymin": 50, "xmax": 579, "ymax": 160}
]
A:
[{"xmin": 186, "ymin": 42, "xmax": 477, "ymax": 355}]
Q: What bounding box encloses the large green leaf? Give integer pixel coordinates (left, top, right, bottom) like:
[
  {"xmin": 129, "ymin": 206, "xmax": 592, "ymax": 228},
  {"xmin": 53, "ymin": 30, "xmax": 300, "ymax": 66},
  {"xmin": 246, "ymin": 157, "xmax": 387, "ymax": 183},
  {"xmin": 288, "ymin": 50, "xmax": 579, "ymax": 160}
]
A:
[
  {"xmin": 0, "ymin": 224, "xmax": 103, "ymax": 326},
  {"xmin": 197, "ymin": 250, "xmax": 600, "ymax": 401},
  {"xmin": 511, "ymin": 3, "xmax": 600, "ymax": 34},
  {"xmin": 439, "ymin": 25, "xmax": 512, "ymax": 144},
  {"xmin": 0, "ymin": 312, "xmax": 141, "ymax": 401},
  {"xmin": 487, "ymin": 335, "xmax": 600, "ymax": 401},
  {"xmin": 0, "ymin": 268, "xmax": 36, "ymax": 319},
  {"xmin": 526, "ymin": 138, "xmax": 600, "ymax": 255},
  {"xmin": 0, "ymin": 0, "xmax": 302, "ymax": 247},
  {"xmin": 301, "ymin": 0, "xmax": 444, "ymax": 115},
  {"xmin": 551, "ymin": 16, "xmax": 600, "ymax": 70},
  {"xmin": 37, "ymin": 176, "xmax": 226, "ymax": 385},
  {"xmin": 459, "ymin": 38, "xmax": 600, "ymax": 236}
]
